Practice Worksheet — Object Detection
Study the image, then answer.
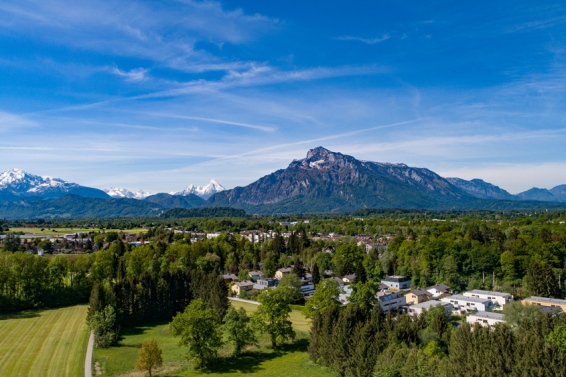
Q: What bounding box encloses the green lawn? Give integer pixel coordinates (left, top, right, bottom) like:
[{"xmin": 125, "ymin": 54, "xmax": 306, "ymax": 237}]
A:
[
  {"xmin": 93, "ymin": 301, "xmax": 337, "ymax": 377},
  {"xmin": 9, "ymin": 227, "xmax": 148, "ymax": 237},
  {"xmin": 0, "ymin": 305, "xmax": 90, "ymax": 377}
]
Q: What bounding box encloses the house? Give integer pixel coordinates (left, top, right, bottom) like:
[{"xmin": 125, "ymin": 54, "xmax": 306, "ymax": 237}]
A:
[
  {"xmin": 377, "ymin": 290, "xmax": 406, "ymax": 314},
  {"xmin": 222, "ymin": 273, "xmax": 239, "ymax": 282},
  {"xmin": 463, "ymin": 290, "xmax": 513, "ymax": 309},
  {"xmin": 338, "ymin": 285, "xmax": 353, "ymax": 304},
  {"xmin": 332, "ymin": 277, "xmax": 345, "ymax": 287},
  {"xmin": 300, "ymin": 283, "xmax": 316, "ymax": 297},
  {"xmin": 466, "ymin": 311, "xmax": 505, "ymax": 327},
  {"xmin": 381, "ymin": 276, "xmax": 411, "ymax": 291},
  {"xmin": 231, "ymin": 281, "xmax": 254, "ymax": 295},
  {"xmin": 408, "ymin": 300, "xmax": 453, "ymax": 316},
  {"xmin": 275, "ymin": 267, "xmax": 293, "ymax": 280},
  {"xmin": 379, "ymin": 282, "xmax": 390, "ymax": 291},
  {"xmin": 324, "ymin": 246, "xmax": 335, "ymax": 254},
  {"xmin": 426, "ymin": 284, "xmax": 451, "ymax": 297},
  {"xmin": 440, "ymin": 294, "xmax": 493, "ymax": 315},
  {"xmin": 523, "ymin": 296, "xmax": 566, "ymax": 313},
  {"xmin": 248, "ymin": 270, "xmax": 265, "ymax": 282},
  {"xmin": 342, "ymin": 274, "xmax": 356, "ymax": 284},
  {"xmin": 253, "ymin": 278, "xmax": 279, "ymax": 291},
  {"xmin": 405, "ymin": 288, "xmax": 432, "ymax": 305}
]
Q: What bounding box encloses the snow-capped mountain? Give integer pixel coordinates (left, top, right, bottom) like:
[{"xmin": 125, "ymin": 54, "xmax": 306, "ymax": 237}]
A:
[
  {"xmin": 0, "ymin": 168, "xmax": 109, "ymax": 201},
  {"xmin": 104, "ymin": 187, "xmax": 153, "ymax": 199},
  {"xmin": 172, "ymin": 179, "xmax": 225, "ymax": 199}
]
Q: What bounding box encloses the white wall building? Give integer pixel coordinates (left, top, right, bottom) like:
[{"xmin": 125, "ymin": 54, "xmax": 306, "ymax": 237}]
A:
[
  {"xmin": 377, "ymin": 290, "xmax": 406, "ymax": 313},
  {"xmin": 408, "ymin": 300, "xmax": 453, "ymax": 316},
  {"xmin": 381, "ymin": 276, "xmax": 411, "ymax": 291},
  {"xmin": 440, "ymin": 294, "xmax": 493, "ymax": 315},
  {"xmin": 466, "ymin": 311, "xmax": 505, "ymax": 327},
  {"xmin": 463, "ymin": 290, "xmax": 512, "ymax": 309}
]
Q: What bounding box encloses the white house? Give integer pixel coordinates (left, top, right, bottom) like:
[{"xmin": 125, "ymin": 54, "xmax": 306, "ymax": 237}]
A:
[
  {"xmin": 408, "ymin": 300, "xmax": 453, "ymax": 316},
  {"xmin": 440, "ymin": 294, "xmax": 493, "ymax": 314},
  {"xmin": 381, "ymin": 276, "xmax": 411, "ymax": 291},
  {"xmin": 377, "ymin": 290, "xmax": 406, "ymax": 313},
  {"xmin": 463, "ymin": 290, "xmax": 512, "ymax": 309},
  {"xmin": 426, "ymin": 284, "xmax": 451, "ymax": 298},
  {"xmin": 466, "ymin": 311, "xmax": 505, "ymax": 327},
  {"xmin": 275, "ymin": 267, "xmax": 293, "ymax": 280},
  {"xmin": 338, "ymin": 285, "xmax": 353, "ymax": 304}
]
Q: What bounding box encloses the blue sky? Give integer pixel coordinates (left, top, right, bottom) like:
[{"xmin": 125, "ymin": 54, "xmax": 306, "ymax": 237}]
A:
[{"xmin": 1, "ymin": 0, "xmax": 566, "ymax": 194}]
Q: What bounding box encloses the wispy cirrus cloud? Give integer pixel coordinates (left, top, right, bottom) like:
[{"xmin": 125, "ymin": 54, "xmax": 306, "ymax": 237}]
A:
[
  {"xmin": 109, "ymin": 67, "xmax": 149, "ymax": 82},
  {"xmin": 336, "ymin": 34, "xmax": 391, "ymax": 44}
]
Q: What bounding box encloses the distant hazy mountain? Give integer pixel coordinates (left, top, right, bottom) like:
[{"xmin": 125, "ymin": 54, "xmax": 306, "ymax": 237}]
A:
[
  {"xmin": 445, "ymin": 178, "xmax": 515, "ymax": 200},
  {"xmin": 144, "ymin": 193, "xmax": 204, "ymax": 209},
  {"xmin": 0, "ymin": 195, "xmax": 162, "ymax": 219},
  {"xmin": 0, "ymin": 168, "xmax": 109, "ymax": 201},
  {"xmin": 173, "ymin": 179, "xmax": 225, "ymax": 199},
  {"xmin": 550, "ymin": 185, "xmax": 566, "ymax": 201},
  {"xmin": 516, "ymin": 187, "xmax": 566, "ymax": 202},
  {"xmin": 207, "ymin": 147, "xmax": 478, "ymax": 213},
  {"xmin": 104, "ymin": 187, "xmax": 153, "ymax": 199}
]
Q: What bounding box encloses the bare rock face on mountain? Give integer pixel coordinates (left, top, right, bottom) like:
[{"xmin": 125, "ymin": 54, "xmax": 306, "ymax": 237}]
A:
[
  {"xmin": 445, "ymin": 178, "xmax": 515, "ymax": 200},
  {"xmin": 207, "ymin": 147, "xmax": 475, "ymax": 213}
]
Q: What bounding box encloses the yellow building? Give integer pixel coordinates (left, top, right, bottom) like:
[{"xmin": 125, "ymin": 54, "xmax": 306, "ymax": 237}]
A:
[
  {"xmin": 405, "ymin": 288, "xmax": 432, "ymax": 305},
  {"xmin": 523, "ymin": 296, "xmax": 566, "ymax": 312}
]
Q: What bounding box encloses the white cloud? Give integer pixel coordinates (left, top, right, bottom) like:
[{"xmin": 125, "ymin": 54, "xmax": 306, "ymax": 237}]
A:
[
  {"xmin": 337, "ymin": 34, "xmax": 391, "ymax": 44},
  {"xmin": 109, "ymin": 67, "xmax": 149, "ymax": 82}
]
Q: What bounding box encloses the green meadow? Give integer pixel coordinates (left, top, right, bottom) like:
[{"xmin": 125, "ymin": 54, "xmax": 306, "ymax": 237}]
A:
[
  {"xmin": 0, "ymin": 305, "xmax": 90, "ymax": 377},
  {"xmin": 93, "ymin": 301, "xmax": 337, "ymax": 377}
]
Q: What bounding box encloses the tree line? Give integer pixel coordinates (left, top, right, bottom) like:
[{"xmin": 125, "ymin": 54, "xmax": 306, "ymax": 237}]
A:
[{"xmin": 309, "ymin": 303, "xmax": 566, "ymax": 377}]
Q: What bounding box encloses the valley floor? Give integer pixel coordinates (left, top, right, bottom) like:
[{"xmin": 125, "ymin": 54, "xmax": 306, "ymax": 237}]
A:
[{"xmin": 93, "ymin": 301, "xmax": 337, "ymax": 377}]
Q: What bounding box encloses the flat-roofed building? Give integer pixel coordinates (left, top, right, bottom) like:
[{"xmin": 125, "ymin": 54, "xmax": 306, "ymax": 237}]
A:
[
  {"xmin": 523, "ymin": 296, "xmax": 566, "ymax": 312},
  {"xmin": 377, "ymin": 290, "xmax": 406, "ymax": 313},
  {"xmin": 467, "ymin": 311, "xmax": 505, "ymax": 327},
  {"xmin": 408, "ymin": 300, "xmax": 453, "ymax": 316},
  {"xmin": 440, "ymin": 294, "xmax": 494, "ymax": 315},
  {"xmin": 381, "ymin": 276, "xmax": 411, "ymax": 291},
  {"xmin": 463, "ymin": 290, "xmax": 512, "ymax": 309}
]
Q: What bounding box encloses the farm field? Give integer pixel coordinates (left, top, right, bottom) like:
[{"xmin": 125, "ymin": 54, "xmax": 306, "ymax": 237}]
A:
[
  {"xmin": 93, "ymin": 301, "xmax": 337, "ymax": 377},
  {"xmin": 0, "ymin": 305, "xmax": 90, "ymax": 377},
  {"xmin": 9, "ymin": 227, "xmax": 148, "ymax": 237}
]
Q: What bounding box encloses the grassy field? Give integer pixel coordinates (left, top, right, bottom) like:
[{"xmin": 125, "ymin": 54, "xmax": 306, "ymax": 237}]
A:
[
  {"xmin": 0, "ymin": 305, "xmax": 90, "ymax": 377},
  {"xmin": 9, "ymin": 227, "xmax": 148, "ymax": 237},
  {"xmin": 93, "ymin": 301, "xmax": 337, "ymax": 377}
]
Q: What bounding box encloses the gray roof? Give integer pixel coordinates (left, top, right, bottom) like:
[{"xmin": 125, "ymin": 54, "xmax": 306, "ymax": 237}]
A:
[
  {"xmin": 526, "ymin": 296, "xmax": 566, "ymax": 305},
  {"xmin": 468, "ymin": 311, "xmax": 505, "ymax": 321},
  {"xmin": 427, "ymin": 284, "xmax": 450, "ymax": 291},
  {"xmin": 409, "ymin": 300, "xmax": 451, "ymax": 310},
  {"xmin": 442, "ymin": 294, "xmax": 492, "ymax": 304},
  {"xmin": 409, "ymin": 288, "xmax": 431, "ymax": 296},
  {"xmin": 465, "ymin": 290, "xmax": 512, "ymax": 298}
]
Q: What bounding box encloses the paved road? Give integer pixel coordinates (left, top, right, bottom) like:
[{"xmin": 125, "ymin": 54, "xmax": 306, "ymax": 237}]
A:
[
  {"xmin": 228, "ymin": 297, "xmax": 260, "ymax": 305},
  {"xmin": 84, "ymin": 331, "xmax": 94, "ymax": 377}
]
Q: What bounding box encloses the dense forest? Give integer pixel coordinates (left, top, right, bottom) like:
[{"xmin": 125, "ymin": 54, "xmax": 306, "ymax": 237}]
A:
[{"xmin": 309, "ymin": 304, "xmax": 566, "ymax": 377}]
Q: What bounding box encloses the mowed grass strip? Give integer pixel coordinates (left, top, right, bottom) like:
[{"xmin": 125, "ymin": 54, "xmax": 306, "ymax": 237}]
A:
[
  {"xmin": 0, "ymin": 305, "xmax": 90, "ymax": 377},
  {"xmin": 93, "ymin": 300, "xmax": 336, "ymax": 377}
]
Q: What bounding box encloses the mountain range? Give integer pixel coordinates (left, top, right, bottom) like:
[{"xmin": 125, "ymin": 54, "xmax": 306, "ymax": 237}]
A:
[{"xmin": 1, "ymin": 148, "xmax": 565, "ymax": 218}]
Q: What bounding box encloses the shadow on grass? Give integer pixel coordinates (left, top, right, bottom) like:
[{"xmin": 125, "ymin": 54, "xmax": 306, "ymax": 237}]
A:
[
  {"xmin": 117, "ymin": 320, "xmax": 170, "ymax": 341},
  {"xmin": 204, "ymin": 338, "xmax": 310, "ymax": 375},
  {"xmin": 0, "ymin": 310, "xmax": 40, "ymax": 321}
]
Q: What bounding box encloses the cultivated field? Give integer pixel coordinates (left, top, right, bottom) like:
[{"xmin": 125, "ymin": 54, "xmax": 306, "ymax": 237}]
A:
[
  {"xmin": 0, "ymin": 305, "xmax": 90, "ymax": 377},
  {"xmin": 93, "ymin": 301, "xmax": 337, "ymax": 377}
]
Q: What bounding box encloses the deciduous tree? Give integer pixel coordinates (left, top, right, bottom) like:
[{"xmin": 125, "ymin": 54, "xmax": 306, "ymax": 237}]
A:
[{"xmin": 135, "ymin": 339, "xmax": 163, "ymax": 377}]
